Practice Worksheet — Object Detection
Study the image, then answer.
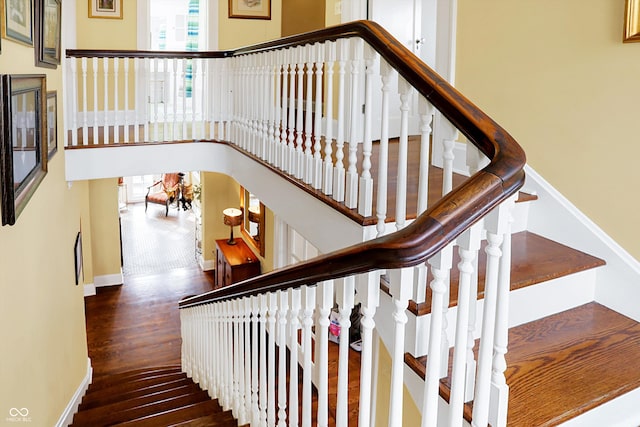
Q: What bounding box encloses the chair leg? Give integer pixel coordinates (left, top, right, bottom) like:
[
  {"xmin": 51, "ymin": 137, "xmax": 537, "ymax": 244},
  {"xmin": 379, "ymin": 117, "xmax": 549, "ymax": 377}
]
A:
[
  {"xmin": 165, "ymin": 201, "xmax": 169, "ymax": 216},
  {"xmin": 145, "ymin": 198, "xmax": 148, "ymax": 212}
]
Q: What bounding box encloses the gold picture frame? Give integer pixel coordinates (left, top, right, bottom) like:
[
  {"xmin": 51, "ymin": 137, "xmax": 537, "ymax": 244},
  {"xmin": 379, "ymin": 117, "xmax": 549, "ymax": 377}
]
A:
[
  {"xmin": 624, "ymin": 0, "xmax": 640, "ymax": 42},
  {"xmin": 88, "ymin": 0, "xmax": 123, "ymax": 19},
  {"xmin": 229, "ymin": 0, "xmax": 271, "ymax": 20}
]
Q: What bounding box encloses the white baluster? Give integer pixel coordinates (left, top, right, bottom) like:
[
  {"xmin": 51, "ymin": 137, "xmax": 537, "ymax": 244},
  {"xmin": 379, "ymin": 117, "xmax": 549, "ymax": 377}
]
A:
[
  {"xmin": 274, "ymin": 54, "xmax": 283, "ymax": 169},
  {"xmin": 396, "ymin": 78, "xmax": 413, "ymax": 230},
  {"xmin": 244, "ymin": 298, "xmax": 253, "ymax": 420},
  {"xmin": 268, "ymin": 56, "xmax": 277, "ymax": 164},
  {"xmin": 80, "ymin": 58, "xmax": 88, "ymax": 145},
  {"xmin": 123, "ymin": 58, "xmax": 130, "ymax": 143},
  {"xmin": 287, "ymin": 49, "xmax": 297, "ymax": 177},
  {"xmin": 277, "ymin": 291, "xmax": 289, "ymax": 427},
  {"xmin": 103, "ymin": 58, "xmax": 110, "ymax": 143},
  {"xmin": 295, "ymin": 48, "xmax": 305, "ymax": 180},
  {"xmin": 356, "ymin": 272, "xmax": 380, "ymax": 427},
  {"xmin": 333, "ymin": 39, "xmax": 348, "ymax": 202},
  {"xmin": 235, "ymin": 299, "xmax": 247, "ymax": 423},
  {"xmin": 259, "ymin": 294, "xmax": 268, "ymax": 427},
  {"xmin": 312, "ymin": 43, "xmax": 324, "ymax": 189},
  {"xmin": 448, "ymin": 224, "xmax": 483, "ymax": 427},
  {"xmin": 358, "ymin": 44, "xmax": 377, "ymax": 216},
  {"xmin": 70, "ymin": 58, "xmax": 79, "ymax": 146},
  {"xmin": 134, "ymin": 58, "xmax": 142, "ymax": 143},
  {"xmin": 172, "ymin": 58, "xmax": 179, "ymax": 141},
  {"xmin": 301, "ymin": 286, "xmax": 316, "ymax": 427},
  {"xmin": 322, "ymin": 41, "xmax": 336, "ymax": 196},
  {"xmin": 314, "ymin": 280, "xmax": 334, "ymax": 427},
  {"xmin": 336, "ymin": 277, "xmax": 355, "ymax": 427},
  {"xmin": 345, "ymin": 38, "xmax": 364, "ymax": 209},
  {"xmin": 421, "ymin": 244, "xmax": 453, "ymax": 427},
  {"xmin": 387, "ymin": 269, "xmax": 413, "ymax": 427},
  {"xmin": 289, "ymin": 288, "xmax": 301, "ymax": 427},
  {"xmin": 143, "ymin": 58, "xmax": 150, "ymax": 142},
  {"xmin": 490, "ymin": 196, "xmax": 516, "ymax": 427},
  {"xmin": 376, "ymin": 61, "xmax": 395, "ymax": 237},
  {"xmin": 181, "ymin": 59, "xmax": 188, "ymax": 140},
  {"xmin": 113, "ymin": 57, "xmax": 120, "ymax": 143},
  {"xmin": 92, "ymin": 57, "xmax": 98, "ymax": 144},
  {"xmin": 251, "ymin": 296, "xmax": 260, "ymax": 426},
  {"xmin": 303, "ymin": 47, "xmax": 314, "ymax": 184},
  {"xmin": 472, "ymin": 203, "xmax": 507, "ymax": 427},
  {"xmin": 268, "ymin": 293, "xmax": 277, "ymax": 427}
]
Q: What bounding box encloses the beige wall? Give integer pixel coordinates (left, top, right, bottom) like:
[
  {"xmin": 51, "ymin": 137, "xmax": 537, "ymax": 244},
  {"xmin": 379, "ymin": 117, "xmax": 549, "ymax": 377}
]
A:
[
  {"xmin": 218, "ymin": 0, "xmax": 282, "ymax": 49},
  {"xmin": 76, "ymin": 0, "xmax": 138, "ymax": 49},
  {"xmin": 456, "ymin": 0, "xmax": 640, "ymax": 259},
  {"xmin": 0, "ymin": 40, "xmax": 88, "ymax": 425},
  {"xmin": 281, "ymin": 0, "xmax": 326, "ymax": 37},
  {"xmin": 88, "ymin": 179, "xmax": 122, "ymax": 278}
]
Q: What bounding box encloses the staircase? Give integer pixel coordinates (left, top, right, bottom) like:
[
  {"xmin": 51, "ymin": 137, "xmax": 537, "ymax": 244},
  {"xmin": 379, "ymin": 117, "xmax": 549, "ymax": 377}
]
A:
[{"xmin": 71, "ymin": 366, "xmax": 237, "ymax": 426}]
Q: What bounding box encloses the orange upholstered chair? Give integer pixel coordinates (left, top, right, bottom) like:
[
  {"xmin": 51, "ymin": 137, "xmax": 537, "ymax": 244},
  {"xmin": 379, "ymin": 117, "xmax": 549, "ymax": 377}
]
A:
[{"xmin": 145, "ymin": 173, "xmax": 181, "ymax": 216}]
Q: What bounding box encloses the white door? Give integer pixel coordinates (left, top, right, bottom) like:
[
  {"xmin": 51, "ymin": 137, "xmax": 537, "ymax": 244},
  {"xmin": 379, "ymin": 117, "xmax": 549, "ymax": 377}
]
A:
[{"xmin": 366, "ymin": 0, "xmax": 438, "ymax": 139}]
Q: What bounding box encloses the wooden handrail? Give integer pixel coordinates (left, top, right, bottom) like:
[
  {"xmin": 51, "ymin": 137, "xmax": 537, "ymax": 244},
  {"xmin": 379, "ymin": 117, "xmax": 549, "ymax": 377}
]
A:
[{"xmin": 64, "ymin": 20, "xmax": 525, "ymax": 309}]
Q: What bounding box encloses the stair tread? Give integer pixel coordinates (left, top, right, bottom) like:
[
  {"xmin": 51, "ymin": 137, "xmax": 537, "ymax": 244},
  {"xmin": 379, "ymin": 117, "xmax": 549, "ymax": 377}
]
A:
[
  {"xmin": 406, "ymin": 302, "xmax": 640, "ymax": 426},
  {"xmin": 84, "ymin": 371, "xmax": 187, "ymax": 398},
  {"xmin": 407, "ymin": 231, "xmax": 605, "ymax": 315},
  {"xmin": 112, "ymin": 401, "xmax": 228, "ymax": 427},
  {"xmin": 169, "ymin": 413, "xmax": 238, "ymax": 426},
  {"xmin": 89, "ymin": 366, "xmax": 182, "ymax": 390},
  {"xmin": 73, "ymin": 384, "xmax": 204, "ymax": 424},
  {"xmin": 79, "ymin": 377, "xmax": 194, "ymax": 410}
]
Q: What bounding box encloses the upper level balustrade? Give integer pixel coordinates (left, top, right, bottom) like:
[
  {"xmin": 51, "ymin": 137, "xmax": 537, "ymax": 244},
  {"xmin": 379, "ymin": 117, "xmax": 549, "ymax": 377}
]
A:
[{"xmin": 67, "ymin": 21, "xmax": 526, "ymax": 427}]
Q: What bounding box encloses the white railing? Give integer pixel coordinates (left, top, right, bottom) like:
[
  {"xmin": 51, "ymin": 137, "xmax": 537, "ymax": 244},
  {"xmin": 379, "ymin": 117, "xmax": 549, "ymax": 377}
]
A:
[{"xmin": 69, "ymin": 21, "xmax": 526, "ymax": 427}]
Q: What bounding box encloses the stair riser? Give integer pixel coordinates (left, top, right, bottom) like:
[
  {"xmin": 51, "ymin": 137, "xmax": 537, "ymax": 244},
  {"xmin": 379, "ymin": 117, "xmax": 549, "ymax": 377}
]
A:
[{"xmin": 388, "ymin": 269, "xmax": 597, "ymax": 358}]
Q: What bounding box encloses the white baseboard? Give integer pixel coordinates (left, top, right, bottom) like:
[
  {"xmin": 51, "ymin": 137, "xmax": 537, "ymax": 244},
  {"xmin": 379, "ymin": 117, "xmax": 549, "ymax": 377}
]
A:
[
  {"xmin": 83, "ymin": 283, "xmax": 96, "ymax": 297},
  {"xmin": 55, "ymin": 358, "xmax": 92, "ymax": 427},
  {"xmin": 94, "ymin": 272, "xmax": 123, "ymax": 287},
  {"xmin": 200, "ymin": 258, "xmax": 215, "ymax": 271}
]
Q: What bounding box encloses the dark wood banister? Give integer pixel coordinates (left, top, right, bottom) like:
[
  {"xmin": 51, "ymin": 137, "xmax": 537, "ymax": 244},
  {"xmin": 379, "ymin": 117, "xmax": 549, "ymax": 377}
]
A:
[{"xmin": 65, "ymin": 20, "xmax": 526, "ymax": 309}]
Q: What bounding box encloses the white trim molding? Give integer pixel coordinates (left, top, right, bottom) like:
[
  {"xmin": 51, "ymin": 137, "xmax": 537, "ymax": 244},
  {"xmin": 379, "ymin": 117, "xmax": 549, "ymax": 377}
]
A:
[
  {"xmin": 83, "ymin": 283, "xmax": 96, "ymax": 297},
  {"xmin": 55, "ymin": 358, "xmax": 92, "ymax": 427},
  {"xmin": 94, "ymin": 272, "xmax": 124, "ymax": 288}
]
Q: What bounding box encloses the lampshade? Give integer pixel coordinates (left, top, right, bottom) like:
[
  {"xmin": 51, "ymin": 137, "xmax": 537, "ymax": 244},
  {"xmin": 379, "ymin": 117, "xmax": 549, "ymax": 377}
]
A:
[
  {"xmin": 247, "ymin": 205, "xmax": 261, "ymax": 223},
  {"xmin": 223, "ymin": 207, "xmax": 242, "ymax": 245}
]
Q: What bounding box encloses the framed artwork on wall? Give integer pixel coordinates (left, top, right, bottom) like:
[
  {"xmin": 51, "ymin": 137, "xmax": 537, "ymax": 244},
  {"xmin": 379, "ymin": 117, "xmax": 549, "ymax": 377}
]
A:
[
  {"xmin": 88, "ymin": 0, "xmax": 123, "ymax": 19},
  {"xmin": 34, "ymin": 0, "xmax": 61, "ymax": 68},
  {"xmin": 229, "ymin": 0, "xmax": 271, "ymax": 20},
  {"xmin": 0, "ymin": 74, "xmax": 48, "ymax": 226},
  {"xmin": 624, "ymin": 0, "xmax": 640, "ymax": 42},
  {"xmin": 46, "ymin": 90, "xmax": 57, "ymax": 159},
  {"xmin": 2, "ymin": 0, "xmax": 34, "ymax": 46}
]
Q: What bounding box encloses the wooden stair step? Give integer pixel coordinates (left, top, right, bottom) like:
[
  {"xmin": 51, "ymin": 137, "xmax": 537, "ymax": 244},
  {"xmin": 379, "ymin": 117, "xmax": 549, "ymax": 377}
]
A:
[
  {"xmin": 407, "ymin": 231, "xmax": 605, "ymax": 316},
  {"xmin": 73, "ymin": 383, "xmax": 204, "ymax": 425},
  {"xmin": 88, "ymin": 366, "xmax": 182, "ymax": 391},
  {"xmin": 112, "ymin": 401, "xmax": 231, "ymax": 427},
  {"xmin": 405, "ymin": 302, "xmax": 640, "ymax": 426},
  {"xmin": 170, "ymin": 413, "xmax": 240, "ymax": 426},
  {"xmin": 84, "ymin": 371, "xmax": 187, "ymax": 398},
  {"xmin": 79, "ymin": 377, "xmax": 194, "ymax": 410}
]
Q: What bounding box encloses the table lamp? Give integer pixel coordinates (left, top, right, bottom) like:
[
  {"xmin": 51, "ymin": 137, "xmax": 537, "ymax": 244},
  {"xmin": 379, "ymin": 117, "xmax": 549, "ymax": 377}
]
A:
[{"xmin": 223, "ymin": 207, "xmax": 243, "ymax": 245}]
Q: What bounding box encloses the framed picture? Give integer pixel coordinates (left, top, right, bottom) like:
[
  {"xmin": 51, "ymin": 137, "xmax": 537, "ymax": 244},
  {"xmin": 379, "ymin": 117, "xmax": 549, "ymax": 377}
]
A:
[
  {"xmin": 624, "ymin": 0, "xmax": 640, "ymax": 42},
  {"xmin": 2, "ymin": 0, "xmax": 34, "ymax": 45},
  {"xmin": 74, "ymin": 232, "xmax": 83, "ymax": 285},
  {"xmin": 1, "ymin": 74, "xmax": 48, "ymax": 226},
  {"xmin": 46, "ymin": 90, "xmax": 57, "ymax": 159},
  {"xmin": 88, "ymin": 0, "xmax": 123, "ymax": 19},
  {"xmin": 34, "ymin": 0, "xmax": 61, "ymax": 68},
  {"xmin": 229, "ymin": 0, "xmax": 271, "ymax": 20}
]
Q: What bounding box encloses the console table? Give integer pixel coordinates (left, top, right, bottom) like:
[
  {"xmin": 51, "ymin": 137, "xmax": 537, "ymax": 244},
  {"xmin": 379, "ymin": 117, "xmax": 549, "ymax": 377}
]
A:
[{"xmin": 215, "ymin": 238, "xmax": 261, "ymax": 289}]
